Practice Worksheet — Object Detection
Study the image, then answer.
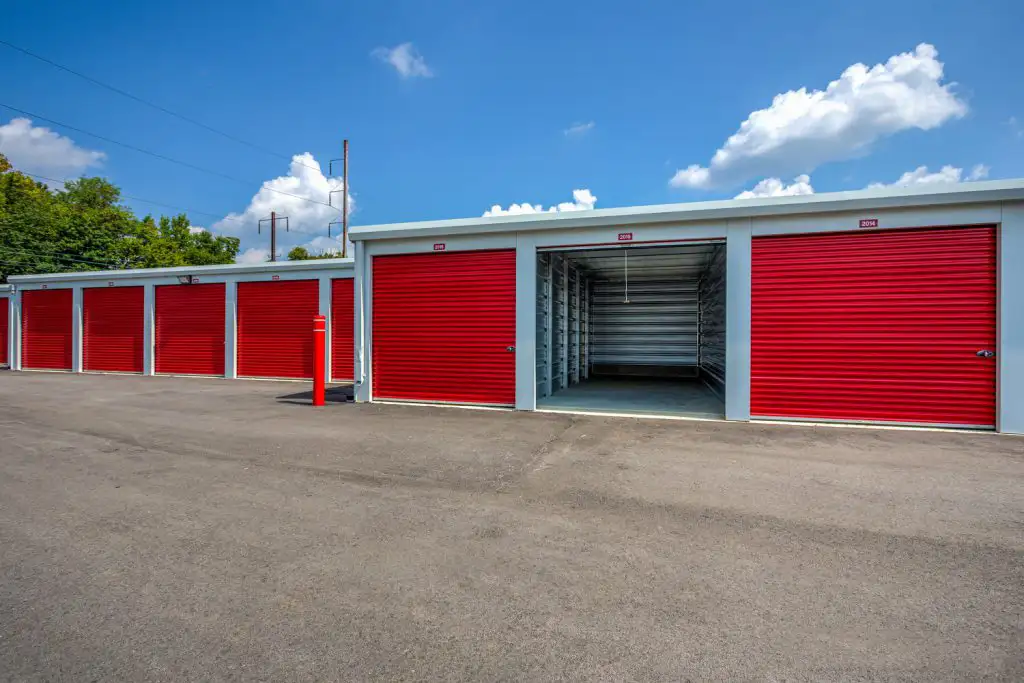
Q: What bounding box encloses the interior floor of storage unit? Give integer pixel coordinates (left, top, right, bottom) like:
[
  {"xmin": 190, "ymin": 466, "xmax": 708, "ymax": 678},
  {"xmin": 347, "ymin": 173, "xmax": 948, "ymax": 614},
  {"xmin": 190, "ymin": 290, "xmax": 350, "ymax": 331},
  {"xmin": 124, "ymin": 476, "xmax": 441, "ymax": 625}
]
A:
[{"xmin": 537, "ymin": 376, "xmax": 724, "ymax": 418}]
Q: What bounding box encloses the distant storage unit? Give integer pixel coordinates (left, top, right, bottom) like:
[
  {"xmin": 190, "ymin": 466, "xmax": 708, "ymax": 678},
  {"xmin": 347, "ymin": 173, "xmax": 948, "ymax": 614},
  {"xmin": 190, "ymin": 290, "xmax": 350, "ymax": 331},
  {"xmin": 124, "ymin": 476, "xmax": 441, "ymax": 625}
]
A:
[
  {"xmin": 83, "ymin": 286, "xmax": 145, "ymax": 373},
  {"xmin": 6, "ymin": 259, "xmax": 354, "ymax": 382},
  {"xmin": 155, "ymin": 282, "xmax": 226, "ymax": 376},
  {"xmin": 21, "ymin": 288, "xmax": 73, "ymax": 370},
  {"xmin": 237, "ymin": 279, "xmax": 319, "ymax": 379},
  {"xmin": 330, "ymin": 278, "xmax": 354, "ymax": 382}
]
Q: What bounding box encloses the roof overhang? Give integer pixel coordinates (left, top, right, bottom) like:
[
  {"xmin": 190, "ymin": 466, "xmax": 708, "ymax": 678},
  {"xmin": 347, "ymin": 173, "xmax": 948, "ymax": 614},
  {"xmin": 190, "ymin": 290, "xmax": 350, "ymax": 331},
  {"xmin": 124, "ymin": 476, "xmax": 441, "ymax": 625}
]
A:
[
  {"xmin": 7, "ymin": 257, "xmax": 354, "ymax": 284},
  {"xmin": 349, "ymin": 179, "xmax": 1024, "ymax": 243}
]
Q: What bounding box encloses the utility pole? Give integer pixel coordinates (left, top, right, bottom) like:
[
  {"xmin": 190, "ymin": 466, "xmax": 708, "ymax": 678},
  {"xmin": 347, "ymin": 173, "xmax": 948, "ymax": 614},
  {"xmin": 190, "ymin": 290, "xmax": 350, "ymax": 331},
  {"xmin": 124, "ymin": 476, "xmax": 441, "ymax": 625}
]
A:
[
  {"xmin": 270, "ymin": 211, "xmax": 277, "ymax": 262},
  {"xmin": 329, "ymin": 139, "xmax": 351, "ymax": 258},
  {"xmin": 342, "ymin": 139, "xmax": 349, "ymax": 258},
  {"xmin": 258, "ymin": 212, "xmax": 289, "ymax": 261}
]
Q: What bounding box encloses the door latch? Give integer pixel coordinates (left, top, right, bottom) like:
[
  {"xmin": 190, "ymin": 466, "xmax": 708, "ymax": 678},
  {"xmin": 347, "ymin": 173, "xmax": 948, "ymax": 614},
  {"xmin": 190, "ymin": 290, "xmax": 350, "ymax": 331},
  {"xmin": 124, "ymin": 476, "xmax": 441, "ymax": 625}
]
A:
[
  {"xmin": 506, "ymin": 346, "xmax": 516, "ymax": 352},
  {"xmin": 976, "ymin": 350, "xmax": 995, "ymax": 358}
]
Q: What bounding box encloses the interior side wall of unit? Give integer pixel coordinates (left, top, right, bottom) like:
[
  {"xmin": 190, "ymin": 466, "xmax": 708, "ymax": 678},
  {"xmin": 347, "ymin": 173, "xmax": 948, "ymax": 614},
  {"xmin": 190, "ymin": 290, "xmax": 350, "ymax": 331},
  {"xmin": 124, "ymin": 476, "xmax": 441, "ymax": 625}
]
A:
[
  {"xmin": 536, "ymin": 253, "xmax": 588, "ymax": 400},
  {"xmin": 698, "ymin": 245, "xmax": 727, "ymax": 398},
  {"xmin": 590, "ymin": 275, "xmax": 699, "ymax": 377}
]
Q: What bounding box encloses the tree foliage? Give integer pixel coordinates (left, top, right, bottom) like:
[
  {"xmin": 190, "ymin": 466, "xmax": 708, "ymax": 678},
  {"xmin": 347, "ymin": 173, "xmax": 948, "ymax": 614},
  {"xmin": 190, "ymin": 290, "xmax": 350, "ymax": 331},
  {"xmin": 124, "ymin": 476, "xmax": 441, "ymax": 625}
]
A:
[
  {"xmin": 0, "ymin": 153, "xmax": 240, "ymax": 282},
  {"xmin": 287, "ymin": 245, "xmax": 341, "ymax": 261}
]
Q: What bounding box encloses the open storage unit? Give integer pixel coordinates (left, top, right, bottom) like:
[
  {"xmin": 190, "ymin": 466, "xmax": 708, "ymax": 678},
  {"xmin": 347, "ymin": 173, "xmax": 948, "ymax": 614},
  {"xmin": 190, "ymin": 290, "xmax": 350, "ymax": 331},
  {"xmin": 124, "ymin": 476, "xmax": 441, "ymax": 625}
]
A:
[{"xmin": 535, "ymin": 243, "xmax": 726, "ymax": 417}]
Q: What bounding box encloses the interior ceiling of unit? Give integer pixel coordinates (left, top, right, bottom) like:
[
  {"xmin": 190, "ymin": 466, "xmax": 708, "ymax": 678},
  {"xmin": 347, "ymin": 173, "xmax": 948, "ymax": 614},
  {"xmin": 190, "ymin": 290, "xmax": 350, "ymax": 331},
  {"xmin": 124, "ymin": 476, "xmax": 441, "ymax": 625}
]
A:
[{"xmin": 560, "ymin": 243, "xmax": 722, "ymax": 280}]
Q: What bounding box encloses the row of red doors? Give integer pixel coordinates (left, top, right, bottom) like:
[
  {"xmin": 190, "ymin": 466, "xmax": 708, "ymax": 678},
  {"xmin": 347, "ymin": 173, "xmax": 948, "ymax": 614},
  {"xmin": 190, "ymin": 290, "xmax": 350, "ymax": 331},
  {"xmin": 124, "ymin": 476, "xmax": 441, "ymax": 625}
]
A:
[
  {"xmin": 15, "ymin": 279, "xmax": 354, "ymax": 379},
  {"xmin": 369, "ymin": 228, "xmax": 996, "ymax": 426}
]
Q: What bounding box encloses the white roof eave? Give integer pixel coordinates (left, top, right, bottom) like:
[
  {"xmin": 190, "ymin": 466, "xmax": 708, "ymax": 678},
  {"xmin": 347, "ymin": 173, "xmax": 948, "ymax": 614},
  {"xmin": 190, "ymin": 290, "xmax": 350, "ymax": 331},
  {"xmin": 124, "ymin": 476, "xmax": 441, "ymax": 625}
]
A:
[
  {"xmin": 7, "ymin": 257, "xmax": 355, "ymax": 284},
  {"xmin": 349, "ymin": 179, "xmax": 1024, "ymax": 242}
]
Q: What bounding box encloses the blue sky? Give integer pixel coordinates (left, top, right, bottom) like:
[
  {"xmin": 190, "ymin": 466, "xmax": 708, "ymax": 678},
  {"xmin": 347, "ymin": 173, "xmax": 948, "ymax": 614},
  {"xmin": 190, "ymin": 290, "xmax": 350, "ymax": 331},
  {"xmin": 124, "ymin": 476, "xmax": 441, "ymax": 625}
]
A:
[{"xmin": 2, "ymin": 0, "xmax": 1023, "ymax": 261}]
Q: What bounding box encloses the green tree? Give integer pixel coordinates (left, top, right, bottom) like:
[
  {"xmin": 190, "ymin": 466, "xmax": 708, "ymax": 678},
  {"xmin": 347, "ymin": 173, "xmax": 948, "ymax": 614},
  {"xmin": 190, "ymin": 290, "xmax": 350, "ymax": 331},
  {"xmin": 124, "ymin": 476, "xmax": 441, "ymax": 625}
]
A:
[
  {"xmin": 287, "ymin": 245, "xmax": 340, "ymax": 261},
  {"xmin": 0, "ymin": 153, "xmax": 240, "ymax": 282}
]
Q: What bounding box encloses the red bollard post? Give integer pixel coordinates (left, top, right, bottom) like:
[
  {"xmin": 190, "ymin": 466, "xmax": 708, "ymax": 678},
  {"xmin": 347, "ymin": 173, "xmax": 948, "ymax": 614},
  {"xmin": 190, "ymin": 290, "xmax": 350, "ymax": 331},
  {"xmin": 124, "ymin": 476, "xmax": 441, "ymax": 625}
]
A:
[{"xmin": 312, "ymin": 315, "xmax": 326, "ymax": 407}]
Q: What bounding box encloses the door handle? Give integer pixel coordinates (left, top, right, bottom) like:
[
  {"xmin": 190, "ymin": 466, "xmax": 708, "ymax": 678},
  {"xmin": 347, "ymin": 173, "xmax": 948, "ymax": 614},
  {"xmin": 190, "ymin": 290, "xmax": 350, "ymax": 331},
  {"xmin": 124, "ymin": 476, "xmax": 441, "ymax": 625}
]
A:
[
  {"xmin": 976, "ymin": 350, "xmax": 995, "ymax": 358},
  {"xmin": 506, "ymin": 346, "xmax": 516, "ymax": 352}
]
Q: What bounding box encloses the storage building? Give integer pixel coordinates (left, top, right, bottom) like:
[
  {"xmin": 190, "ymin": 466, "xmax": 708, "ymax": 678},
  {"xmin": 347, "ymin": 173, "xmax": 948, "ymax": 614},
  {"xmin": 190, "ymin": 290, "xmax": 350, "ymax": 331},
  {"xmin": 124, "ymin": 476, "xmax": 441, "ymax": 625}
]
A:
[
  {"xmin": 5, "ymin": 259, "xmax": 355, "ymax": 382},
  {"xmin": 348, "ymin": 180, "xmax": 1024, "ymax": 433}
]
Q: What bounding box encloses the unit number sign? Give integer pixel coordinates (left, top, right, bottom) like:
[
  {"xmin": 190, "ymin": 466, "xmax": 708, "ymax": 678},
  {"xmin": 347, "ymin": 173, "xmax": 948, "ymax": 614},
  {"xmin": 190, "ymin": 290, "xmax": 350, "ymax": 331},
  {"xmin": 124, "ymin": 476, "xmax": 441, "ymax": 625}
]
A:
[{"xmin": 618, "ymin": 232, "xmax": 633, "ymax": 241}]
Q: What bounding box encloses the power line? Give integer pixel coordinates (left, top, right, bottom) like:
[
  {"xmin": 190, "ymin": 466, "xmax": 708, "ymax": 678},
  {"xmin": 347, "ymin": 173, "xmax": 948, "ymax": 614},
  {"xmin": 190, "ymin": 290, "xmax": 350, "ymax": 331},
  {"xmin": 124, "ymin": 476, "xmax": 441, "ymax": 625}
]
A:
[
  {"xmin": 0, "ymin": 102, "xmax": 339, "ymax": 212},
  {"xmin": 0, "ymin": 244, "xmax": 120, "ymax": 267},
  {"xmin": 0, "ymin": 38, "xmax": 321, "ymax": 174},
  {"xmin": 18, "ymin": 171, "xmax": 249, "ymax": 225}
]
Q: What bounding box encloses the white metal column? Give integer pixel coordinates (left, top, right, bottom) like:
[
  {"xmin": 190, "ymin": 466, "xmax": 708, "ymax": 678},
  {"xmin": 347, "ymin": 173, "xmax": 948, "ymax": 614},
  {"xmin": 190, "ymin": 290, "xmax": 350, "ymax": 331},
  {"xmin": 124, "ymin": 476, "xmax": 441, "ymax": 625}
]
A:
[
  {"xmin": 318, "ymin": 277, "xmax": 332, "ymax": 383},
  {"xmin": 999, "ymin": 204, "xmax": 1024, "ymax": 434},
  {"xmin": 725, "ymin": 219, "xmax": 752, "ymax": 421},
  {"xmin": 142, "ymin": 283, "xmax": 155, "ymax": 375},
  {"xmin": 71, "ymin": 286, "xmax": 83, "ymax": 373},
  {"xmin": 515, "ymin": 235, "xmax": 537, "ymax": 410},
  {"xmin": 353, "ymin": 242, "xmax": 371, "ymax": 402},
  {"xmin": 10, "ymin": 290, "xmax": 21, "ymax": 371},
  {"xmin": 224, "ymin": 280, "xmax": 237, "ymax": 379}
]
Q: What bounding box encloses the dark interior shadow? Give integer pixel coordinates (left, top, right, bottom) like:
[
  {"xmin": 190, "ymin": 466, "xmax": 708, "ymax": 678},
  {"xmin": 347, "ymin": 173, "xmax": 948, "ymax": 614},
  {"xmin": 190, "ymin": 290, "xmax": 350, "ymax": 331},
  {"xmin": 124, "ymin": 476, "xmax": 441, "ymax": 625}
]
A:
[{"xmin": 276, "ymin": 385, "xmax": 354, "ymax": 406}]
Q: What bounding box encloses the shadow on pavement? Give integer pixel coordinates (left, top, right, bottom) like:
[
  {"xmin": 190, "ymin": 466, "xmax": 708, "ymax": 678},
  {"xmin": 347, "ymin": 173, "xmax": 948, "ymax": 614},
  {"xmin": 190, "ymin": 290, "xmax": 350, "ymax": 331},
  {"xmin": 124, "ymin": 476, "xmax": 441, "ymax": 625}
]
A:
[{"xmin": 276, "ymin": 385, "xmax": 353, "ymax": 406}]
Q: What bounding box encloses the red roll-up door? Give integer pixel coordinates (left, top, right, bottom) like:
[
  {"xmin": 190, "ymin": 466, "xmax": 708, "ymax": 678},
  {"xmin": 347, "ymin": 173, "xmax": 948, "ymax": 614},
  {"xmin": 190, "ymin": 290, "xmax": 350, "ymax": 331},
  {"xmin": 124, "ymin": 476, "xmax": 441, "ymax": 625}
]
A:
[
  {"xmin": 83, "ymin": 286, "xmax": 144, "ymax": 373},
  {"xmin": 372, "ymin": 249, "xmax": 516, "ymax": 405},
  {"xmin": 751, "ymin": 225, "xmax": 997, "ymax": 427},
  {"xmin": 237, "ymin": 280, "xmax": 319, "ymax": 379},
  {"xmin": 330, "ymin": 278, "xmax": 354, "ymax": 382},
  {"xmin": 21, "ymin": 289, "xmax": 73, "ymax": 370},
  {"xmin": 0, "ymin": 297, "xmax": 9, "ymax": 367},
  {"xmin": 155, "ymin": 283, "xmax": 226, "ymax": 376}
]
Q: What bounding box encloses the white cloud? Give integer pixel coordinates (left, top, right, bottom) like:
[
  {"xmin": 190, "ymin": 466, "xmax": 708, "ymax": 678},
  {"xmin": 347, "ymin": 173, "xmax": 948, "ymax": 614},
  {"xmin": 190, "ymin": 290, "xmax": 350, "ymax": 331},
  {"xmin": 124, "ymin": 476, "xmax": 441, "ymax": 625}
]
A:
[
  {"xmin": 0, "ymin": 117, "xmax": 106, "ymax": 175},
  {"xmin": 210, "ymin": 153, "xmax": 352, "ymax": 263},
  {"xmin": 735, "ymin": 174, "xmax": 815, "ymax": 199},
  {"xmin": 372, "ymin": 43, "xmax": 433, "ymax": 79},
  {"xmin": 236, "ymin": 247, "xmax": 270, "ymax": 264},
  {"xmin": 483, "ymin": 189, "xmax": 597, "ymax": 217},
  {"xmin": 867, "ymin": 163, "xmax": 988, "ymax": 189},
  {"xmin": 670, "ymin": 44, "xmax": 967, "ymax": 190},
  {"xmin": 564, "ymin": 121, "xmax": 595, "ymax": 137}
]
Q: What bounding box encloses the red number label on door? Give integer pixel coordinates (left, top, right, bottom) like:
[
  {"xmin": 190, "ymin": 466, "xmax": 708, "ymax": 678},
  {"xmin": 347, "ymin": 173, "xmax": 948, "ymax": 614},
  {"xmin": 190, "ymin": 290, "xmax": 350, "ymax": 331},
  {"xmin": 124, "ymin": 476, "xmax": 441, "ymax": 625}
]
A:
[{"xmin": 618, "ymin": 232, "xmax": 633, "ymax": 241}]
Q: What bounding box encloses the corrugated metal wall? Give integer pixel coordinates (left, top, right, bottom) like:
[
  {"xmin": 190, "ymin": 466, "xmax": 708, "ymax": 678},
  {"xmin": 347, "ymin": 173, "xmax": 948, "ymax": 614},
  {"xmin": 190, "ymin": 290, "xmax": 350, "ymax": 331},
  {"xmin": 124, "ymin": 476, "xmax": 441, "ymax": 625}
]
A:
[
  {"xmin": 590, "ymin": 278, "xmax": 699, "ymax": 372},
  {"xmin": 698, "ymin": 245, "xmax": 726, "ymax": 397},
  {"xmin": 536, "ymin": 253, "xmax": 552, "ymax": 398}
]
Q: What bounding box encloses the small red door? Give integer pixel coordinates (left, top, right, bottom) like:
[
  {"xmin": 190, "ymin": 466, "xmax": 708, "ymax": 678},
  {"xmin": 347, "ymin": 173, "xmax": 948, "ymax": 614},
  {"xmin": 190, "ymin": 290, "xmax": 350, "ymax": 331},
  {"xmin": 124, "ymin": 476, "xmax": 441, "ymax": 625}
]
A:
[
  {"xmin": 155, "ymin": 283, "xmax": 226, "ymax": 376},
  {"xmin": 21, "ymin": 289, "xmax": 73, "ymax": 370},
  {"xmin": 0, "ymin": 297, "xmax": 9, "ymax": 367},
  {"xmin": 83, "ymin": 286, "xmax": 145, "ymax": 373},
  {"xmin": 751, "ymin": 225, "xmax": 997, "ymax": 426},
  {"xmin": 330, "ymin": 278, "xmax": 354, "ymax": 382},
  {"xmin": 237, "ymin": 280, "xmax": 319, "ymax": 379},
  {"xmin": 372, "ymin": 249, "xmax": 516, "ymax": 405}
]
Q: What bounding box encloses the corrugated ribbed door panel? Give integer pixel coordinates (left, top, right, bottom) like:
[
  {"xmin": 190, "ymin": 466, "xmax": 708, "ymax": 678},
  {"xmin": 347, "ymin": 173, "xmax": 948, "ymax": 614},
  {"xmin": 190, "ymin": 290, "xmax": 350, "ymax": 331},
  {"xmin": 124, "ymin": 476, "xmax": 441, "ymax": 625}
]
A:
[
  {"xmin": 373, "ymin": 249, "xmax": 516, "ymax": 405},
  {"xmin": 330, "ymin": 278, "xmax": 354, "ymax": 382},
  {"xmin": 21, "ymin": 289, "xmax": 73, "ymax": 370},
  {"xmin": 83, "ymin": 286, "xmax": 145, "ymax": 373},
  {"xmin": 0, "ymin": 298, "xmax": 8, "ymax": 366},
  {"xmin": 237, "ymin": 280, "xmax": 319, "ymax": 379},
  {"xmin": 751, "ymin": 226, "xmax": 997, "ymax": 426},
  {"xmin": 155, "ymin": 283, "xmax": 226, "ymax": 376}
]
